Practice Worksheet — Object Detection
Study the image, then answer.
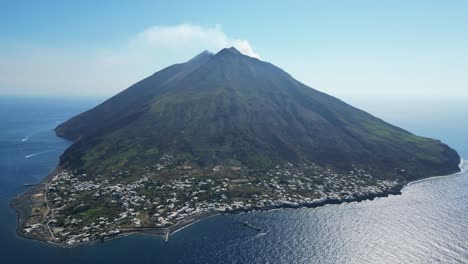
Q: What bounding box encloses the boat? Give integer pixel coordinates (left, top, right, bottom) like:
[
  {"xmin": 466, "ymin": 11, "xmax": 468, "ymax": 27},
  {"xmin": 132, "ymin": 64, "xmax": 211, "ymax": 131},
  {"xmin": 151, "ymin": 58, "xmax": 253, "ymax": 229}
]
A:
[{"xmin": 240, "ymin": 221, "xmax": 262, "ymax": 231}]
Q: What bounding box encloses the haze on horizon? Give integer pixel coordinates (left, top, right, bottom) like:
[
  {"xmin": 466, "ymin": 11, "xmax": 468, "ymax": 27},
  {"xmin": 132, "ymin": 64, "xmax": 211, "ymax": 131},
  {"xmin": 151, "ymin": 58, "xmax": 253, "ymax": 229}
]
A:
[{"xmin": 1, "ymin": 1, "xmax": 467, "ymax": 100}]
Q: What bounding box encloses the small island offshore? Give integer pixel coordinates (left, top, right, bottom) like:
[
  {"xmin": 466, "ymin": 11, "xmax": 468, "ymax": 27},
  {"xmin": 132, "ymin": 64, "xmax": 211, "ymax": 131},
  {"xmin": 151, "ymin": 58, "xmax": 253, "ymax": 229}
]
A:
[{"xmin": 11, "ymin": 48, "xmax": 460, "ymax": 246}]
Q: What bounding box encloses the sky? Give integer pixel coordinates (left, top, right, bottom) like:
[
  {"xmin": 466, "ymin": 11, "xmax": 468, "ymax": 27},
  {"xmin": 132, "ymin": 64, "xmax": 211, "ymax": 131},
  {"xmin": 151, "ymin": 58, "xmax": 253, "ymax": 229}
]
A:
[{"xmin": 1, "ymin": 0, "xmax": 467, "ymax": 100}]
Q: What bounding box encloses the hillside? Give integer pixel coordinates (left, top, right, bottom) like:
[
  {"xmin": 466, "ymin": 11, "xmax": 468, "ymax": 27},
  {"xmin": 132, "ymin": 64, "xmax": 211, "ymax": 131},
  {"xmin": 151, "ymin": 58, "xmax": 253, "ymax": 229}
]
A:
[{"xmin": 55, "ymin": 47, "xmax": 460, "ymax": 180}]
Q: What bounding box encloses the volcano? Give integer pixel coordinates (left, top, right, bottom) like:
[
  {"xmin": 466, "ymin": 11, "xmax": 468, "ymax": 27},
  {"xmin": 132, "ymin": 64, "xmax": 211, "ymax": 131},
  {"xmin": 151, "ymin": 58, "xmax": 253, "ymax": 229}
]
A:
[{"xmin": 56, "ymin": 47, "xmax": 460, "ymax": 180}]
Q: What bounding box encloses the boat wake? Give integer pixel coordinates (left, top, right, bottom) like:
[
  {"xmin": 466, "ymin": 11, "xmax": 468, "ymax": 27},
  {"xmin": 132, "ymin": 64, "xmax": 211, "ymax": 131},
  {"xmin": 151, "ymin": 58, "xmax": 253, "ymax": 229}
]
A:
[
  {"xmin": 25, "ymin": 151, "xmax": 50, "ymax": 158},
  {"xmin": 224, "ymin": 230, "xmax": 268, "ymax": 249}
]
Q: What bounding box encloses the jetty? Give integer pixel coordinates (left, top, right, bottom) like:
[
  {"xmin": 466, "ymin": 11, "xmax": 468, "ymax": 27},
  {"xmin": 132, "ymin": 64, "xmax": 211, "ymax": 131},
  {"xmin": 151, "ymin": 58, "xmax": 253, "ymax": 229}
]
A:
[{"xmin": 23, "ymin": 183, "xmax": 43, "ymax": 187}]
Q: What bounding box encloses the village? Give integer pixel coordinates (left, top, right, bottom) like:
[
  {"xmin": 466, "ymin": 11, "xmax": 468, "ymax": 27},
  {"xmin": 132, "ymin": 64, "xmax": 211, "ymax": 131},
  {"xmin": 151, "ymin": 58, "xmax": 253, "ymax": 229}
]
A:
[{"xmin": 20, "ymin": 154, "xmax": 401, "ymax": 245}]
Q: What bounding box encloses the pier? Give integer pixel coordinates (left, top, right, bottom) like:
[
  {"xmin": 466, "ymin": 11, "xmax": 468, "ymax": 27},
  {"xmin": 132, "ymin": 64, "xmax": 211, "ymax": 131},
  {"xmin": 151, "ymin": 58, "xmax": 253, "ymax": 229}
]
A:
[
  {"xmin": 165, "ymin": 229, "xmax": 169, "ymax": 243},
  {"xmin": 23, "ymin": 183, "xmax": 43, "ymax": 187}
]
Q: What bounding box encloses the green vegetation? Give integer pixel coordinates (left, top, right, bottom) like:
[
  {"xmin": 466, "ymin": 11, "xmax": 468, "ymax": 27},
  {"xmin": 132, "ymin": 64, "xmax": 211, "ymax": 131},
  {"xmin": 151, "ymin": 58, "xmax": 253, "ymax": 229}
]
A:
[{"xmin": 56, "ymin": 47, "xmax": 460, "ymax": 187}]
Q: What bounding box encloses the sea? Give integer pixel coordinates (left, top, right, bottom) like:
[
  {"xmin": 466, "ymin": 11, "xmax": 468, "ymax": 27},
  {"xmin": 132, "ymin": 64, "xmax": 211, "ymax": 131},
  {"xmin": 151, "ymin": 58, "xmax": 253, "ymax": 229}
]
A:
[{"xmin": 0, "ymin": 96, "xmax": 467, "ymax": 264}]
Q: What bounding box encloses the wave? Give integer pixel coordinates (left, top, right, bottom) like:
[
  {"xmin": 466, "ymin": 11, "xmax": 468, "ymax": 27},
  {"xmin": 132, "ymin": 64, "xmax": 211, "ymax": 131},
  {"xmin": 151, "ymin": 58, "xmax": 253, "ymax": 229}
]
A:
[
  {"xmin": 21, "ymin": 137, "xmax": 30, "ymax": 142},
  {"xmin": 460, "ymin": 158, "xmax": 466, "ymax": 172}
]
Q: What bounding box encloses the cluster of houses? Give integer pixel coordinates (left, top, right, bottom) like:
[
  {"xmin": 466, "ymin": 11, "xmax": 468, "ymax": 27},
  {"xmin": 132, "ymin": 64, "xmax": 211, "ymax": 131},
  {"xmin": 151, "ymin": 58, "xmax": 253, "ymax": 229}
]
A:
[{"xmin": 27, "ymin": 155, "xmax": 400, "ymax": 245}]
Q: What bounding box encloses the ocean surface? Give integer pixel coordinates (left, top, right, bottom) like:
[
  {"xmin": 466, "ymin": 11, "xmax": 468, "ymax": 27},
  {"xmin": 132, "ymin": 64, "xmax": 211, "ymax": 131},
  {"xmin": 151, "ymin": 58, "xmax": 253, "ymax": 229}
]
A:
[{"xmin": 0, "ymin": 96, "xmax": 467, "ymax": 264}]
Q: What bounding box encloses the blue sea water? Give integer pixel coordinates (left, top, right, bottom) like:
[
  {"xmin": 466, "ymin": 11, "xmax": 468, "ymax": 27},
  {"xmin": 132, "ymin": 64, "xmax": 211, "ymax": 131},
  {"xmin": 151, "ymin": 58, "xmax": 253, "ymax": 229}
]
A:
[{"xmin": 0, "ymin": 96, "xmax": 467, "ymax": 264}]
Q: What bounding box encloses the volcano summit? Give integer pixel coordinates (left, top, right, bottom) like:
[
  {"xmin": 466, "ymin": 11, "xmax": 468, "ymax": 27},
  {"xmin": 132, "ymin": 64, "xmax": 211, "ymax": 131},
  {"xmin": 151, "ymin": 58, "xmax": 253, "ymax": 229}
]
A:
[{"xmin": 13, "ymin": 47, "xmax": 460, "ymax": 246}]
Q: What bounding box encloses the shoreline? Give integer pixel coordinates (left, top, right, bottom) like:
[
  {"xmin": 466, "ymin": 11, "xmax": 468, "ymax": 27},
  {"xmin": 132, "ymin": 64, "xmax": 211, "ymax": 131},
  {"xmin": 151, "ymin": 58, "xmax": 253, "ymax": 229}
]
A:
[
  {"xmin": 405, "ymin": 159, "xmax": 465, "ymax": 187},
  {"xmin": 10, "ymin": 162, "xmax": 464, "ymax": 248}
]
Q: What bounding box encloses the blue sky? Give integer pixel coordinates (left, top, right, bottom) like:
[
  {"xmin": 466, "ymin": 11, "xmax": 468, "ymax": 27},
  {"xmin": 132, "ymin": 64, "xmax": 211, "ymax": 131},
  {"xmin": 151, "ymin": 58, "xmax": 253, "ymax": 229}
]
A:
[{"xmin": 1, "ymin": 0, "xmax": 467, "ymax": 99}]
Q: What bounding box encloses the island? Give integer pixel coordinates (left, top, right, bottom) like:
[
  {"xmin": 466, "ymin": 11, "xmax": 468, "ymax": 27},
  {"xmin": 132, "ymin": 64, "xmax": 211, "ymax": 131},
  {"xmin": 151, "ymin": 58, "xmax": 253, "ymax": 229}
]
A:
[{"xmin": 11, "ymin": 47, "xmax": 460, "ymax": 246}]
